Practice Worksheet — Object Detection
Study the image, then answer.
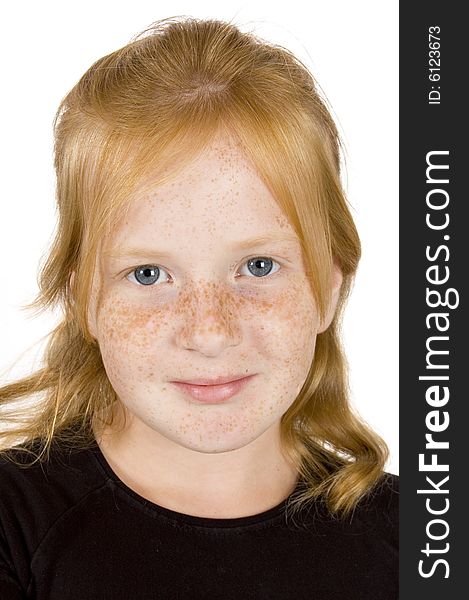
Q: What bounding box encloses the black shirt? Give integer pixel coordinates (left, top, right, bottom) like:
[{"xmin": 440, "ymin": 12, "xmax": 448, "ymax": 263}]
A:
[{"xmin": 0, "ymin": 434, "xmax": 398, "ymax": 599}]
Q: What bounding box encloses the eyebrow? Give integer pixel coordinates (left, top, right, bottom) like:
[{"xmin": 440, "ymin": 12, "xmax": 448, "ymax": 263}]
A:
[{"xmin": 104, "ymin": 233, "xmax": 299, "ymax": 259}]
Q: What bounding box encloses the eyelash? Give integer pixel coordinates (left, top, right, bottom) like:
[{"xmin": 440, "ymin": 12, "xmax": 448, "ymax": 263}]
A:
[{"xmin": 123, "ymin": 256, "xmax": 283, "ymax": 288}]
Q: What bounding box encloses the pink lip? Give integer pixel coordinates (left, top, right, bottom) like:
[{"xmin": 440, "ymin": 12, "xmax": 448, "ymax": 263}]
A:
[
  {"xmin": 170, "ymin": 374, "xmax": 256, "ymax": 404},
  {"xmin": 172, "ymin": 374, "xmax": 252, "ymax": 386}
]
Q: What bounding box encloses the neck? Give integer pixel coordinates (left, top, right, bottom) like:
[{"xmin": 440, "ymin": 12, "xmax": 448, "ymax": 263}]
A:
[{"xmin": 92, "ymin": 404, "xmax": 299, "ymax": 519}]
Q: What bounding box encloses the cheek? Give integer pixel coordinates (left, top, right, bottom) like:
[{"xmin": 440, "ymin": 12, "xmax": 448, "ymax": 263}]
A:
[
  {"xmin": 95, "ymin": 292, "xmax": 168, "ymax": 388},
  {"xmin": 256, "ymin": 277, "xmax": 318, "ymax": 388},
  {"xmin": 252, "ymin": 277, "xmax": 318, "ymax": 361}
]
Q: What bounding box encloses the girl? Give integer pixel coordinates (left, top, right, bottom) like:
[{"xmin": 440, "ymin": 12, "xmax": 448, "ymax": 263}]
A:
[{"xmin": 0, "ymin": 16, "xmax": 398, "ymax": 599}]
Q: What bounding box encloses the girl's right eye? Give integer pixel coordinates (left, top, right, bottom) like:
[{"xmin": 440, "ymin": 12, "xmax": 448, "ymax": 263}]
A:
[{"xmin": 125, "ymin": 265, "xmax": 170, "ymax": 286}]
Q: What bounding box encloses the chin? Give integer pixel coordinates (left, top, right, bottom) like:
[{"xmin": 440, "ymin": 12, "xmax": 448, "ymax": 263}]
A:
[{"xmin": 175, "ymin": 432, "xmax": 260, "ymax": 455}]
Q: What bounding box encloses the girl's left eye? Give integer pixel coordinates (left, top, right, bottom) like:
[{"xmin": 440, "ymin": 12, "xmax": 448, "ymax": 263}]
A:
[
  {"xmin": 238, "ymin": 257, "xmax": 280, "ymax": 279},
  {"xmin": 125, "ymin": 256, "xmax": 281, "ymax": 287}
]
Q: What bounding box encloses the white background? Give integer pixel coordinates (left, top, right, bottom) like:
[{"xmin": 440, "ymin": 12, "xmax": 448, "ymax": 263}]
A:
[{"xmin": 0, "ymin": 1, "xmax": 398, "ymax": 474}]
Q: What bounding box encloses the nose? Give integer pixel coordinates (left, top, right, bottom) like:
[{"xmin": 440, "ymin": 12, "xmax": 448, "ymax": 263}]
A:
[{"xmin": 177, "ymin": 284, "xmax": 242, "ymax": 357}]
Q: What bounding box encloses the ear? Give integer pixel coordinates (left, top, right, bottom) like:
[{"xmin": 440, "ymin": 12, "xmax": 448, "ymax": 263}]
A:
[{"xmin": 317, "ymin": 261, "xmax": 343, "ymax": 334}]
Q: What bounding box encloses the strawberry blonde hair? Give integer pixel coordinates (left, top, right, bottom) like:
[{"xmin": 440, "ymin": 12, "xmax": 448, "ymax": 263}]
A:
[{"xmin": 0, "ymin": 16, "xmax": 388, "ymax": 518}]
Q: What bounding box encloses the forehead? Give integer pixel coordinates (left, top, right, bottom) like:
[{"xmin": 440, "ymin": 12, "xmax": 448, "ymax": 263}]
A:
[{"xmin": 104, "ymin": 133, "xmax": 297, "ymax": 250}]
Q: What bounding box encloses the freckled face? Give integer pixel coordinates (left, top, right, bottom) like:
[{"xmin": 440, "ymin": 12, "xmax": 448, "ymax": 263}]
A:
[{"xmin": 88, "ymin": 134, "xmax": 322, "ymax": 453}]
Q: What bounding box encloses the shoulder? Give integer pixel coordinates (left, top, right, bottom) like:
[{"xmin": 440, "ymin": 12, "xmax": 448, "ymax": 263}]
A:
[
  {"xmin": 364, "ymin": 471, "xmax": 399, "ymax": 510},
  {"xmin": 352, "ymin": 472, "xmax": 399, "ymax": 546},
  {"xmin": 0, "ymin": 434, "xmax": 111, "ymax": 593},
  {"xmin": 0, "ymin": 435, "xmax": 107, "ymax": 551},
  {"xmin": 0, "ymin": 433, "xmax": 106, "ymax": 499}
]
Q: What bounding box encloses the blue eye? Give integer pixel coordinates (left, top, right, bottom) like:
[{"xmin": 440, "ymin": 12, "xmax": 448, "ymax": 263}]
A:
[
  {"xmin": 126, "ymin": 265, "xmax": 169, "ymax": 286},
  {"xmin": 242, "ymin": 257, "xmax": 278, "ymax": 278},
  {"xmin": 126, "ymin": 257, "xmax": 280, "ymax": 287}
]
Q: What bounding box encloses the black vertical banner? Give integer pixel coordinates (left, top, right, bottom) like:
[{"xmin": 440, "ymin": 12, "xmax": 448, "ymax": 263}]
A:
[{"xmin": 400, "ymin": 2, "xmax": 467, "ymax": 597}]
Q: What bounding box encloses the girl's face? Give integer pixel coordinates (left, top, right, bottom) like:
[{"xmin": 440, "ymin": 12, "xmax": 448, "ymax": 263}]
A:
[{"xmin": 88, "ymin": 132, "xmax": 340, "ymax": 453}]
